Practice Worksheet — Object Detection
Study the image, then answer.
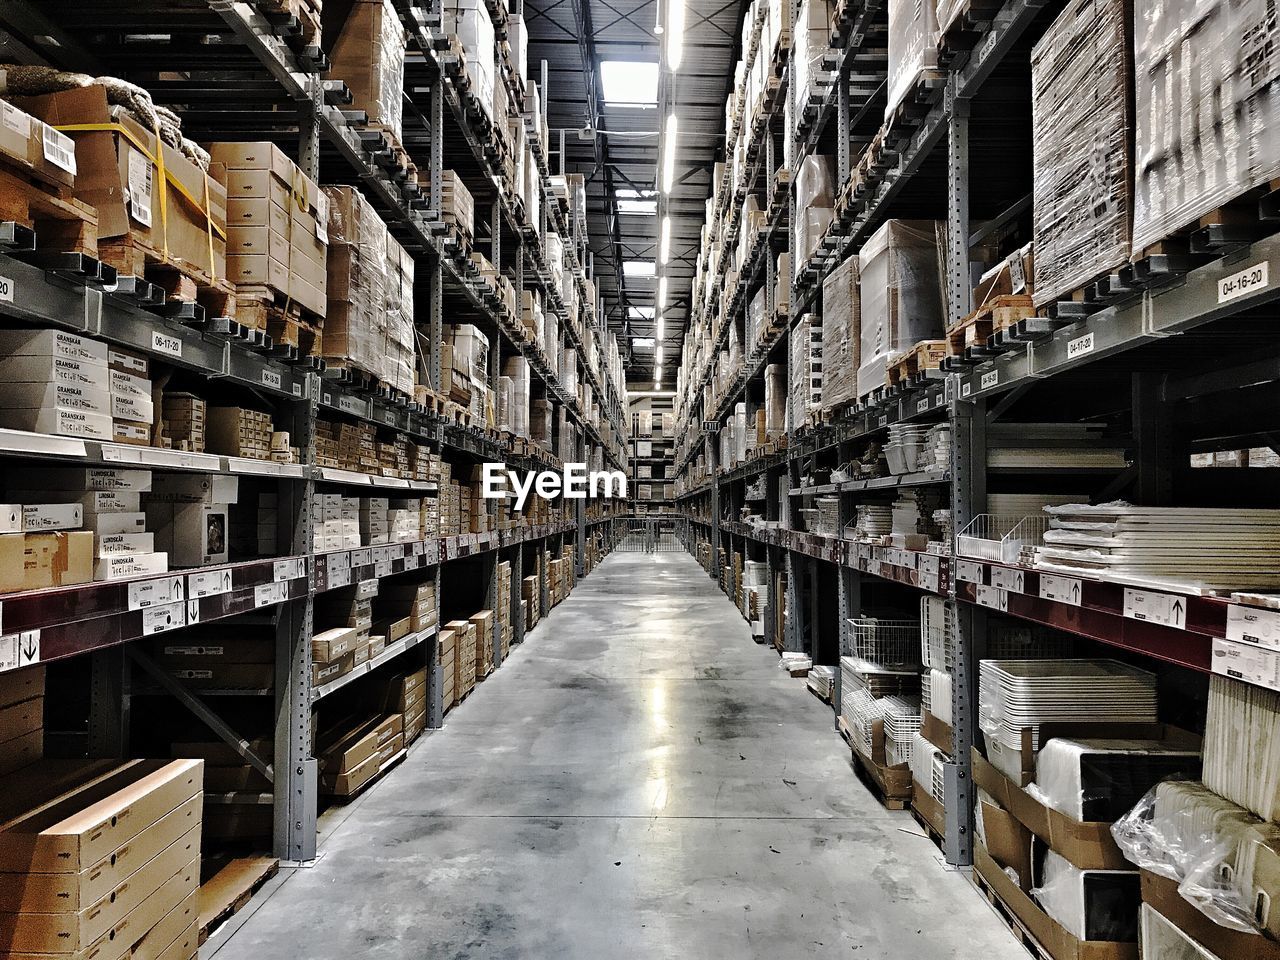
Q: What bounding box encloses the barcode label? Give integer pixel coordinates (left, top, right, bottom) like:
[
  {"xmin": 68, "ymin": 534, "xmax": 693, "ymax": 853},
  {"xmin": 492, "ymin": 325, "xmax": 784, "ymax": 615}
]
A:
[{"xmin": 41, "ymin": 123, "xmax": 76, "ymax": 174}]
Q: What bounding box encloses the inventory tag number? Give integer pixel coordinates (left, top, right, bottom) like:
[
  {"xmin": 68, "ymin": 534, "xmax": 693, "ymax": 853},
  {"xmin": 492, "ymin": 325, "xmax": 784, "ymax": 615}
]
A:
[
  {"xmin": 0, "ymin": 274, "xmax": 13, "ymax": 302},
  {"xmin": 1218, "ymin": 262, "xmax": 1268, "ymax": 303},
  {"xmin": 151, "ymin": 331, "xmax": 182, "ymax": 358},
  {"xmin": 261, "ymin": 369, "xmax": 282, "ymax": 390}
]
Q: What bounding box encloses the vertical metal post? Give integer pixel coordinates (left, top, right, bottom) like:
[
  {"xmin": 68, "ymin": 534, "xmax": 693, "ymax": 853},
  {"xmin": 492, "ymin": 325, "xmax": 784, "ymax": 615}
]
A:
[
  {"xmin": 1132, "ymin": 373, "xmax": 1173, "ymax": 505},
  {"xmin": 427, "ymin": 562, "xmax": 444, "ymax": 729},
  {"xmin": 836, "ymin": 66, "xmax": 851, "ymax": 184},
  {"xmin": 576, "ymin": 430, "xmax": 586, "ymax": 577},
  {"xmin": 275, "ymin": 372, "xmax": 319, "ymax": 864},
  {"xmin": 945, "ymin": 80, "xmax": 972, "ymax": 326},
  {"xmin": 511, "ymin": 546, "xmax": 525, "ymax": 644},
  {"xmin": 430, "ymin": 83, "xmax": 445, "ymax": 393},
  {"xmin": 707, "ymin": 432, "xmax": 721, "ymax": 579},
  {"xmin": 88, "ymin": 648, "xmax": 129, "ymax": 757}
]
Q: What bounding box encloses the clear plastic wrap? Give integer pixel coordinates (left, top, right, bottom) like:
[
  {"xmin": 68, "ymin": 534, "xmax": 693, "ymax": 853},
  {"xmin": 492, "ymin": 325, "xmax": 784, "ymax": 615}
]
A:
[
  {"xmin": 1113, "ymin": 778, "xmax": 1280, "ymax": 937},
  {"xmin": 764, "ymin": 362, "xmax": 785, "ymax": 437},
  {"xmin": 821, "ymin": 254, "xmax": 860, "ymax": 412},
  {"xmin": 794, "ymin": 155, "xmax": 835, "ymax": 266},
  {"xmin": 445, "ymin": 0, "xmax": 496, "ymax": 120},
  {"xmin": 886, "ymin": 0, "xmax": 941, "ymax": 119},
  {"xmin": 935, "ymin": 0, "xmax": 966, "ymax": 33},
  {"xmin": 1031, "ymin": 847, "xmax": 1140, "ymax": 941},
  {"xmin": 1204, "ymin": 675, "xmax": 1280, "ymax": 823},
  {"xmin": 1030, "ymin": 0, "xmax": 1132, "ymax": 307},
  {"xmin": 856, "ymin": 220, "xmax": 945, "ymax": 399},
  {"xmin": 793, "ymin": 0, "xmax": 835, "ymax": 110},
  {"xmin": 441, "ymin": 170, "xmax": 475, "ymax": 239},
  {"xmin": 789, "ymin": 313, "xmax": 822, "ymax": 430},
  {"xmin": 323, "ymin": 185, "xmax": 388, "ymax": 383},
  {"xmin": 1133, "ymin": 0, "xmax": 1280, "ymax": 253},
  {"xmin": 327, "ymin": 0, "xmax": 406, "ymax": 142}
]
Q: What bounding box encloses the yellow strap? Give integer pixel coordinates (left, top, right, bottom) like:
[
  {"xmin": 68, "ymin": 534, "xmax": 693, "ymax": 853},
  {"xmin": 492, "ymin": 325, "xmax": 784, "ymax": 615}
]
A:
[
  {"xmin": 203, "ymin": 176, "xmax": 216, "ymax": 284},
  {"xmin": 53, "ymin": 121, "xmax": 227, "ymax": 242},
  {"xmin": 150, "ymin": 117, "xmax": 169, "ymax": 260}
]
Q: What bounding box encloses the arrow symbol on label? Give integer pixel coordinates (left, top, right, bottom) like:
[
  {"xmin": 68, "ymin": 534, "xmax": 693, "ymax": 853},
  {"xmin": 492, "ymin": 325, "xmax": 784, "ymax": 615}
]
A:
[
  {"xmin": 21, "ymin": 638, "xmax": 37, "ymax": 662},
  {"xmin": 1072, "ymin": 583, "xmax": 1080, "ymax": 603},
  {"xmin": 1173, "ymin": 599, "xmax": 1184, "ymax": 622}
]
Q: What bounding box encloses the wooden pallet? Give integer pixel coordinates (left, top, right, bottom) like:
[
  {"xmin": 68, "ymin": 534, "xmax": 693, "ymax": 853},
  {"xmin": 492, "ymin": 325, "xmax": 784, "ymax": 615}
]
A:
[
  {"xmin": 910, "ymin": 806, "xmax": 945, "ymax": 854},
  {"xmin": 946, "ymin": 295, "xmax": 1035, "ymax": 356},
  {"xmin": 233, "ymin": 284, "xmax": 322, "ymax": 339},
  {"xmin": 937, "ymin": 0, "xmax": 1005, "ymax": 61},
  {"xmin": 971, "ymin": 864, "xmax": 1053, "ymax": 960},
  {"xmin": 0, "ymin": 163, "xmax": 98, "ymax": 256},
  {"xmin": 887, "ymin": 339, "xmax": 948, "ymax": 385},
  {"xmin": 98, "ymin": 233, "xmax": 237, "ymax": 319},
  {"xmin": 325, "ymin": 748, "xmax": 408, "ymax": 805},
  {"xmin": 806, "ymin": 681, "xmax": 832, "ymax": 706},
  {"xmin": 198, "ymin": 856, "xmax": 280, "ymax": 945},
  {"xmin": 838, "ymin": 717, "xmax": 912, "ymax": 810}
]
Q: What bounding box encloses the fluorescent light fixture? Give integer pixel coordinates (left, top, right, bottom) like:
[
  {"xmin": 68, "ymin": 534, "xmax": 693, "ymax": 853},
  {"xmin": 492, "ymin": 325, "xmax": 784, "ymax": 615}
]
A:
[
  {"xmin": 666, "ymin": 0, "xmax": 685, "ymax": 71},
  {"xmin": 660, "ymin": 216, "xmax": 671, "ymax": 264},
  {"xmin": 656, "ymin": 317, "xmax": 665, "ymax": 340},
  {"xmin": 655, "ymin": 346, "xmax": 664, "ymax": 364},
  {"xmin": 600, "ymin": 60, "xmax": 659, "ymax": 106},
  {"xmin": 623, "ymin": 260, "xmax": 656, "ymax": 278},
  {"xmin": 654, "ymin": 380, "xmax": 662, "ymax": 389},
  {"xmin": 629, "ymin": 306, "xmax": 656, "ymax": 319},
  {"xmin": 662, "ymin": 114, "xmax": 678, "ymax": 194},
  {"xmin": 632, "ymin": 336, "xmax": 656, "ymax": 349},
  {"xmin": 617, "ymin": 188, "xmax": 657, "ymax": 216},
  {"xmin": 658, "ymin": 276, "xmax": 668, "ymax": 308}
]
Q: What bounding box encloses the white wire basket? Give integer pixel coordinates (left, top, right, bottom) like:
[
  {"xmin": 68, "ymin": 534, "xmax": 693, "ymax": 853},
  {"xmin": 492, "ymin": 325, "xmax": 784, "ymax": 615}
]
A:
[
  {"xmin": 920, "ymin": 596, "xmax": 956, "ymax": 671},
  {"xmin": 956, "ymin": 514, "xmax": 1049, "ymax": 564},
  {"xmin": 882, "ymin": 696, "xmax": 923, "ymax": 767},
  {"xmin": 842, "ymin": 617, "xmax": 921, "ymax": 667}
]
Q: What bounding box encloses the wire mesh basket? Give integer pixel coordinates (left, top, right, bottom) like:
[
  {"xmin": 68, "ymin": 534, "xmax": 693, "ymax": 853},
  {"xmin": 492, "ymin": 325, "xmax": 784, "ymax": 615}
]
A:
[
  {"xmin": 922, "ymin": 668, "xmax": 953, "ymax": 725},
  {"xmin": 841, "ymin": 685, "xmax": 882, "ymax": 758},
  {"xmin": 919, "ymin": 596, "xmax": 956, "ymax": 671},
  {"xmin": 882, "ymin": 696, "xmax": 923, "ymax": 767},
  {"xmin": 956, "ymin": 514, "xmax": 1049, "ymax": 564},
  {"xmin": 987, "ymin": 620, "xmax": 1077, "ymax": 659},
  {"xmin": 842, "ymin": 617, "xmax": 921, "ymax": 667}
]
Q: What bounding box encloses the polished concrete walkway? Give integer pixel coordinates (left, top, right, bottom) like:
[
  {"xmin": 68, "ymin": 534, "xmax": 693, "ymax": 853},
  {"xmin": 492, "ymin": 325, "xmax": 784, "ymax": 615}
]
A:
[{"xmin": 209, "ymin": 551, "xmax": 1025, "ymax": 959}]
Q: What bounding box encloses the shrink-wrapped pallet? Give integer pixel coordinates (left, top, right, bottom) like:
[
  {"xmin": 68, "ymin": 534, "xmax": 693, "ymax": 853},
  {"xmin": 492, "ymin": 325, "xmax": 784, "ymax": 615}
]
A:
[
  {"xmin": 1132, "ymin": 0, "xmax": 1280, "ymax": 253},
  {"xmin": 445, "ymin": 0, "xmax": 496, "ymax": 120},
  {"xmin": 856, "ymin": 220, "xmax": 944, "ymax": 398},
  {"xmin": 326, "ymin": 0, "xmax": 405, "ymax": 144},
  {"xmin": 1031, "ymin": 0, "xmax": 1132, "ymax": 306},
  {"xmin": 793, "ymin": 0, "xmax": 834, "ymax": 112},
  {"xmin": 886, "ymin": 0, "xmax": 940, "ymax": 119},
  {"xmin": 794, "ymin": 154, "xmax": 835, "ymax": 270},
  {"xmin": 821, "ymin": 254, "xmax": 860, "ymax": 411},
  {"xmin": 323, "ymin": 186, "xmax": 387, "ymax": 382}
]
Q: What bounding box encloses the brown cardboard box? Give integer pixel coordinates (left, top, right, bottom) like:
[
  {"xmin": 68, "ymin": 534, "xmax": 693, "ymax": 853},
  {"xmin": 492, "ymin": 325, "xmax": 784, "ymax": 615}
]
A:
[
  {"xmin": 318, "ymin": 714, "xmax": 401, "ymax": 775},
  {"xmin": 980, "ymin": 797, "xmax": 1035, "ymax": 889},
  {"xmin": 0, "ymin": 100, "xmax": 76, "ymax": 187},
  {"xmin": 404, "ymin": 704, "xmax": 426, "ymax": 744},
  {"xmin": 321, "ymin": 751, "xmax": 379, "ymax": 797},
  {"xmin": 0, "ymin": 792, "xmax": 201, "ymax": 911},
  {"xmin": 973, "ymin": 843, "xmax": 1137, "ymax": 960},
  {"xmin": 911, "ymin": 779, "xmax": 946, "ymax": 839},
  {"xmin": 920, "ymin": 709, "xmax": 952, "ymax": 757},
  {"xmin": 0, "ymin": 664, "xmax": 44, "ymax": 709},
  {"xmin": 312, "ymin": 649, "xmax": 357, "ymax": 687},
  {"xmin": 0, "ymin": 759, "xmax": 202, "ymax": 874},
  {"xmin": 0, "ymin": 695, "xmax": 43, "ymax": 742},
  {"xmin": 389, "ymin": 669, "xmax": 426, "ymax": 715},
  {"xmin": 0, "ymin": 728, "xmax": 42, "ymax": 776},
  {"xmin": 4, "ymin": 530, "xmax": 94, "ymax": 591},
  {"xmin": 987, "ymin": 721, "xmax": 1172, "ymax": 788},
  {"xmin": 13, "ymin": 86, "xmax": 226, "ymax": 277},
  {"xmin": 1139, "ymin": 869, "xmax": 1280, "ymax": 960},
  {"xmin": 972, "ymin": 727, "xmax": 1200, "ymax": 871},
  {"xmin": 312, "ymin": 626, "xmax": 361, "ymax": 662}
]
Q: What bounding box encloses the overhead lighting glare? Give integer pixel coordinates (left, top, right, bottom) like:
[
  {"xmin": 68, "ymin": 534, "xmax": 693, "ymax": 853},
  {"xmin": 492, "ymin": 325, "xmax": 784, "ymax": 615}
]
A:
[
  {"xmin": 600, "ymin": 60, "xmax": 659, "ymax": 106},
  {"xmin": 617, "ymin": 188, "xmax": 657, "ymax": 216},
  {"xmin": 658, "ymin": 276, "xmax": 668, "ymax": 308},
  {"xmin": 660, "ymin": 216, "xmax": 671, "ymax": 264},
  {"xmin": 629, "ymin": 306, "xmax": 656, "ymax": 319},
  {"xmin": 662, "ymin": 115, "xmax": 678, "ymax": 194},
  {"xmin": 666, "ymin": 0, "xmax": 685, "ymax": 72},
  {"xmin": 656, "ymin": 317, "xmax": 665, "ymax": 340},
  {"xmin": 623, "ymin": 260, "xmax": 656, "ymax": 278},
  {"xmin": 655, "ymin": 346, "xmax": 664, "ymax": 364}
]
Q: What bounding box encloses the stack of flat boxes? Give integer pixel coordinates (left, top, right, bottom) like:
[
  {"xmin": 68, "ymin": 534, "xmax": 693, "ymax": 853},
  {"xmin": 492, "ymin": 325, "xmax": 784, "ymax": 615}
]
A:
[
  {"xmin": 390, "ymin": 668, "xmax": 427, "ymax": 746},
  {"xmin": 465, "ymin": 467, "xmax": 493, "ymax": 533},
  {"xmin": 315, "ymin": 428, "xmax": 340, "ymax": 468},
  {"xmin": 161, "ymin": 393, "xmax": 206, "ymax": 452},
  {"xmin": 0, "ymin": 758, "xmax": 204, "ymax": 960},
  {"xmin": 107, "ymin": 347, "xmax": 153, "ymax": 447},
  {"xmin": 381, "ymin": 580, "xmax": 436, "ymax": 635},
  {"xmin": 449, "ymin": 620, "xmax": 478, "ymax": 702},
  {"xmin": 497, "ymin": 561, "xmax": 512, "ymax": 658},
  {"xmin": 419, "ymin": 490, "xmax": 440, "ymax": 539},
  {"xmin": 323, "ymin": 186, "xmax": 385, "ymax": 384},
  {"xmin": 212, "ymin": 141, "xmax": 327, "ymax": 317},
  {"xmin": 317, "ymin": 713, "xmax": 403, "ymax": 798},
  {"xmin": 337, "ymin": 422, "xmax": 378, "ymax": 474},
  {"xmin": 440, "ymin": 479, "xmax": 461, "ymax": 537},
  {"xmin": 0, "ymin": 666, "xmax": 43, "ymax": 777},
  {"xmin": 470, "ymin": 610, "xmax": 494, "ymax": 679},
  {"xmin": 0, "ymin": 329, "xmax": 116, "ymax": 441},
  {"xmin": 205, "ymin": 406, "xmax": 272, "ymax": 460},
  {"xmin": 152, "ymin": 631, "xmax": 272, "ymax": 691},
  {"xmin": 382, "ymin": 233, "xmax": 415, "ymax": 396},
  {"xmin": 522, "ymin": 575, "xmax": 540, "ymax": 630},
  {"xmin": 312, "ymin": 580, "xmax": 379, "ymax": 686},
  {"xmin": 441, "ymin": 170, "xmax": 474, "ymax": 243},
  {"xmin": 313, "ymin": 494, "xmax": 360, "ymax": 552},
  {"xmin": 438, "ymin": 626, "xmax": 457, "ymax": 712}
]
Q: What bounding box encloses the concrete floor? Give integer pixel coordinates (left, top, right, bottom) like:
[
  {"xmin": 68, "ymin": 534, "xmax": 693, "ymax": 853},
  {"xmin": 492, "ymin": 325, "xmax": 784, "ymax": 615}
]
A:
[{"xmin": 208, "ymin": 550, "xmax": 1025, "ymax": 959}]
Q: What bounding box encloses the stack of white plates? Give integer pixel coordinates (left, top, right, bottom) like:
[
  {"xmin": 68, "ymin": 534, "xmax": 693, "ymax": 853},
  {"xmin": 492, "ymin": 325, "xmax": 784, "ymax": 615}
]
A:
[
  {"xmin": 921, "ymin": 423, "xmax": 952, "ymax": 473},
  {"xmin": 886, "ymin": 423, "xmax": 931, "ymax": 474},
  {"xmin": 910, "ymin": 731, "xmax": 949, "ymax": 801},
  {"xmin": 1036, "ymin": 501, "xmax": 1280, "ymax": 592},
  {"xmin": 851, "ymin": 504, "xmax": 892, "ymax": 539},
  {"xmin": 891, "ymin": 496, "xmax": 923, "ymax": 537},
  {"xmin": 978, "ymin": 660, "xmax": 1158, "ymax": 781},
  {"xmin": 1204, "ymin": 675, "xmax": 1280, "ymax": 822},
  {"xmin": 882, "ymin": 695, "xmax": 922, "ymax": 767}
]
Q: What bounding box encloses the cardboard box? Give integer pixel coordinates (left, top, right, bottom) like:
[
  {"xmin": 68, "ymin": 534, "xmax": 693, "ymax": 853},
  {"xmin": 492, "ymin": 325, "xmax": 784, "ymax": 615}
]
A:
[
  {"xmin": 0, "ymin": 405, "xmax": 112, "ymax": 439},
  {"xmin": 93, "ymin": 551, "xmax": 168, "ymax": 582},
  {"xmin": 0, "ymin": 664, "xmax": 45, "ymax": 709},
  {"xmin": 4, "ymin": 530, "xmax": 95, "ymax": 591},
  {"xmin": 920, "ymin": 709, "xmax": 952, "ymax": 757},
  {"xmin": 14, "ymin": 85, "xmax": 227, "ymax": 278},
  {"xmin": 312, "ymin": 650, "xmax": 357, "ymax": 687},
  {"xmin": 0, "ymin": 99, "xmax": 76, "ymax": 187},
  {"xmin": 312, "ymin": 626, "xmax": 361, "ymax": 662},
  {"xmin": 144, "ymin": 501, "xmax": 229, "ymax": 567},
  {"xmin": 0, "ymin": 328, "xmax": 108, "ymax": 364},
  {"xmin": 0, "ymin": 727, "xmax": 42, "ymax": 777},
  {"xmin": 973, "ymin": 843, "xmax": 1137, "ymax": 960},
  {"xmin": 971, "ymin": 728, "xmax": 1200, "ymax": 871},
  {"xmin": 1139, "ymin": 869, "xmax": 1280, "ymax": 960}
]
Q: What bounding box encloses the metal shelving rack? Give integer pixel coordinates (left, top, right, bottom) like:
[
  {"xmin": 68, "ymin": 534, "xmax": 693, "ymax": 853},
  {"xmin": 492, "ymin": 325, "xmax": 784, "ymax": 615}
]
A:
[
  {"xmin": 671, "ymin": 0, "xmax": 1280, "ymax": 874},
  {"xmin": 0, "ymin": 0, "xmax": 626, "ymax": 864}
]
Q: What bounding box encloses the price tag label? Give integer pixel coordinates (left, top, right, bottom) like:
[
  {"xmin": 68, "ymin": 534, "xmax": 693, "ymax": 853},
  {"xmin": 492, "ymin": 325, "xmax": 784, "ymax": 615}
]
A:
[
  {"xmin": 151, "ymin": 330, "xmax": 182, "ymax": 359},
  {"xmin": 0, "ymin": 631, "xmax": 40, "ymax": 671},
  {"xmin": 975, "ymin": 584, "xmax": 1009, "ymax": 611},
  {"xmin": 273, "ymin": 558, "xmax": 305, "ymax": 582},
  {"xmin": 142, "ymin": 602, "xmax": 185, "ymax": 636},
  {"xmin": 919, "ymin": 570, "xmax": 940, "ymax": 594},
  {"xmin": 128, "ymin": 576, "xmax": 184, "ymax": 610},
  {"xmin": 918, "ymin": 555, "xmax": 940, "ymax": 578},
  {"xmin": 1211, "ymin": 638, "xmax": 1280, "ymax": 692},
  {"xmin": 1227, "ymin": 604, "xmax": 1280, "ymax": 650},
  {"xmin": 374, "ymin": 560, "xmax": 392, "ymax": 578},
  {"xmin": 254, "ymin": 582, "xmax": 289, "ymax": 607},
  {"xmin": 0, "ymin": 273, "xmax": 13, "ymax": 303},
  {"xmin": 1039, "ymin": 574, "xmax": 1082, "ymax": 606},
  {"xmin": 1218, "ymin": 261, "xmax": 1269, "ymax": 304},
  {"xmin": 188, "ymin": 569, "xmax": 233, "ymax": 598},
  {"xmin": 991, "ymin": 567, "xmax": 1025, "ymax": 593},
  {"xmin": 961, "ymin": 381, "xmax": 973, "ymax": 398},
  {"xmin": 351, "ymin": 547, "xmax": 373, "ymax": 568},
  {"xmin": 262, "ymin": 368, "xmax": 283, "ymax": 390},
  {"xmin": 338, "ymin": 395, "xmax": 364, "ymax": 415},
  {"xmin": 1123, "ymin": 588, "xmax": 1187, "ymax": 630},
  {"xmin": 327, "ymin": 566, "xmax": 351, "ymax": 589},
  {"xmin": 956, "ymin": 560, "xmax": 984, "ymax": 584}
]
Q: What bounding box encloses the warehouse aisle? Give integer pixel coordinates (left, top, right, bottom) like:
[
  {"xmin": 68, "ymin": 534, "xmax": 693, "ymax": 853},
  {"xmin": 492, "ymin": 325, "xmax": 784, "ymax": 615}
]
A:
[{"xmin": 210, "ymin": 551, "xmax": 1024, "ymax": 960}]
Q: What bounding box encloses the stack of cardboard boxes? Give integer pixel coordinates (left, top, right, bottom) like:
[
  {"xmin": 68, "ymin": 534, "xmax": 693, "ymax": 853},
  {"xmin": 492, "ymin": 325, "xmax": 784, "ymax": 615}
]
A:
[
  {"xmin": 144, "ymin": 473, "xmax": 237, "ymax": 569},
  {"xmin": 313, "ymin": 494, "xmax": 360, "ymax": 552},
  {"xmin": 391, "ymin": 669, "xmax": 428, "ymax": 747},
  {"xmin": 438, "ymin": 625, "xmax": 457, "ymax": 713},
  {"xmin": 152, "ymin": 630, "xmax": 273, "ymax": 691},
  {"xmin": 161, "ymin": 393, "xmax": 206, "ymax": 452},
  {"xmin": 470, "ymin": 610, "xmax": 494, "ymax": 679},
  {"xmin": 0, "ymin": 757, "xmax": 204, "ymax": 960},
  {"xmin": 326, "ymin": 0, "xmax": 406, "ymax": 148},
  {"xmin": 449, "ymin": 619, "xmax": 478, "ymax": 703},
  {"xmin": 497, "ymin": 560, "xmax": 512, "ymax": 658},
  {"xmin": 317, "ymin": 713, "xmax": 403, "ymax": 798},
  {"xmin": 0, "ymin": 329, "xmax": 115, "ymax": 441},
  {"xmin": 205, "ymin": 406, "xmax": 274, "ymax": 459},
  {"xmin": 0, "ymin": 665, "xmax": 43, "ymax": 777},
  {"xmin": 312, "ymin": 580, "xmax": 378, "ymax": 687},
  {"xmin": 211, "ymin": 141, "xmax": 327, "ymax": 317}
]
